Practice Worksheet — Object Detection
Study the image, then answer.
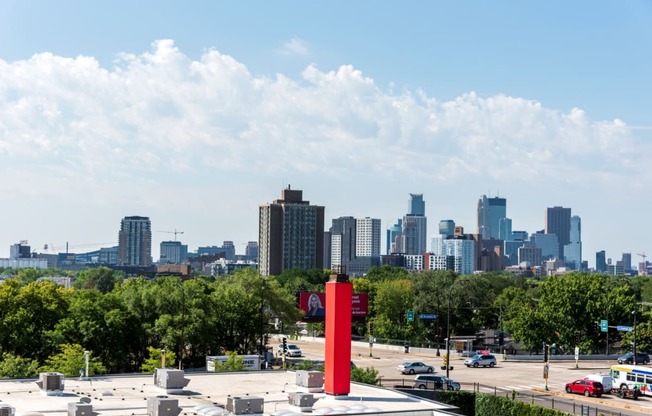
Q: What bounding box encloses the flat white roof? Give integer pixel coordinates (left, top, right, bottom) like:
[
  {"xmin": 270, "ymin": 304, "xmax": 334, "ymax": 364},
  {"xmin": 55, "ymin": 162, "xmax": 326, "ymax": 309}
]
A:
[{"xmin": 0, "ymin": 371, "xmax": 458, "ymax": 416}]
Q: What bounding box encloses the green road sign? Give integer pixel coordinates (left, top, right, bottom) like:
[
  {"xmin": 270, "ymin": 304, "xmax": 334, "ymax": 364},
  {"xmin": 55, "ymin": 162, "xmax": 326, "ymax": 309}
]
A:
[{"xmin": 600, "ymin": 319, "xmax": 608, "ymax": 332}]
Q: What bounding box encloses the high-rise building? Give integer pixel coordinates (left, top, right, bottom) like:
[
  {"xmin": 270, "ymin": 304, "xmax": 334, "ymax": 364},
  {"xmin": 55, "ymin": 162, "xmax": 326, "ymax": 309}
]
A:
[
  {"xmin": 9, "ymin": 242, "xmax": 31, "ymax": 259},
  {"xmin": 258, "ymin": 187, "xmax": 324, "ymax": 276},
  {"xmin": 160, "ymin": 241, "xmax": 188, "ymax": 264},
  {"xmin": 387, "ymin": 218, "xmax": 403, "ymax": 254},
  {"xmin": 330, "ymin": 216, "xmax": 380, "ymax": 277},
  {"xmin": 408, "ymin": 193, "xmax": 425, "ymax": 216},
  {"xmin": 118, "ymin": 216, "xmax": 152, "ymax": 266},
  {"xmin": 356, "ymin": 218, "xmax": 381, "ymax": 258},
  {"xmin": 438, "ymin": 220, "xmax": 455, "ymax": 239},
  {"xmin": 498, "ymin": 218, "xmax": 512, "ymax": 241},
  {"xmin": 477, "ymin": 195, "xmax": 507, "ymax": 240},
  {"xmin": 564, "ymin": 215, "xmax": 582, "ymax": 270},
  {"xmin": 545, "ymin": 206, "xmax": 571, "ymax": 259},
  {"xmin": 531, "ymin": 231, "xmax": 559, "ymax": 260},
  {"xmin": 622, "ymin": 253, "xmax": 632, "ymax": 273},
  {"xmin": 330, "ymin": 216, "xmax": 357, "ymax": 270},
  {"xmin": 245, "ymin": 241, "xmax": 259, "ymax": 261},
  {"xmin": 402, "ymin": 194, "xmax": 427, "ymax": 255},
  {"xmin": 596, "ymin": 250, "xmax": 607, "ymax": 272}
]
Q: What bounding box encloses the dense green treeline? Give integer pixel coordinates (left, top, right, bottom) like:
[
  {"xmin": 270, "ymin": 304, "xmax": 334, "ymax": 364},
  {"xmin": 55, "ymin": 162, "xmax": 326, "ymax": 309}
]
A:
[{"xmin": 1, "ymin": 265, "xmax": 652, "ymax": 377}]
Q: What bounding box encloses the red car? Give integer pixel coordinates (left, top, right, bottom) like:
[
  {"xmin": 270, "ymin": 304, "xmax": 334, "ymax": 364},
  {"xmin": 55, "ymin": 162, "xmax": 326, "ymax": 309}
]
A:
[{"xmin": 565, "ymin": 379, "xmax": 604, "ymax": 397}]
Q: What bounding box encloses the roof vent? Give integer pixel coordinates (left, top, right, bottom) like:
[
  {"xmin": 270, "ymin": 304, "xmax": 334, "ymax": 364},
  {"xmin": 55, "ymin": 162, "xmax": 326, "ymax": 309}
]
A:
[
  {"xmin": 35, "ymin": 372, "xmax": 65, "ymax": 395},
  {"xmin": 147, "ymin": 396, "xmax": 181, "ymax": 416},
  {"xmin": 68, "ymin": 401, "xmax": 96, "ymax": 416},
  {"xmin": 153, "ymin": 369, "xmax": 190, "ymax": 394},
  {"xmin": 0, "ymin": 403, "xmax": 15, "ymax": 416},
  {"xmin": 226, "ymin": 396, "xmax": 264, "ymax": 415}
]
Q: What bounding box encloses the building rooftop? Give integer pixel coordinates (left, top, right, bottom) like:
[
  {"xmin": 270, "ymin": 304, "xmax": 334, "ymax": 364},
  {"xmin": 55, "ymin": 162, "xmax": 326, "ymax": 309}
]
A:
[{"xmin": 0, "ymin": 370, "xmax": 458, "ymax": 416}]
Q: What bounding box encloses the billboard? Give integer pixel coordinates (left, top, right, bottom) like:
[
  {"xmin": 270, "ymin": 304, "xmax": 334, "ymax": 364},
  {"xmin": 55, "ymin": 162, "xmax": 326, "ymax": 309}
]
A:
[{"xmin": 299, "ymin": 292, "xmax": 368, "ymax": 321}]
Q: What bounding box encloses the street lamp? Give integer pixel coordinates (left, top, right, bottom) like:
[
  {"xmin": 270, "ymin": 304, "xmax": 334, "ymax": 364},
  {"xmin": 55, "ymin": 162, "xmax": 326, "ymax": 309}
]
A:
[
  {"xmin": 446, "ymin": 277, "xmax": 470, "ymax": 379},
  {"xmin": 633, "ymin": 310, "xmax": 637, "ymax": 365},
  {"xmin": 176, "ymin": 281, "xmax": 185, "ymax": 370}
]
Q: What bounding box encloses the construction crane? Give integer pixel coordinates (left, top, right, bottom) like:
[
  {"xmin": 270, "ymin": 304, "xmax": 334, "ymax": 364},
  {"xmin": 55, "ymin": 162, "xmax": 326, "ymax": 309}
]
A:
[
  {"xmin": 638, "ymin": 252, "xmax": 647, "ymax": 262},
  {"xmin": 157, "ymin": 229, "xmax": 185, "ymax": 241},
  {"xmin": 43, "ymin": 242, "xmax": 117, "ymax": 254}
]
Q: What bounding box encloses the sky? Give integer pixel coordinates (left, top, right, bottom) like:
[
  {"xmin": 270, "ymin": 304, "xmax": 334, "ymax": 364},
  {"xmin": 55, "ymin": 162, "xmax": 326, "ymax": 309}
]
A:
[{"xmin": 0, "ymin": 1, "xmax": 651, "ymax": 267}]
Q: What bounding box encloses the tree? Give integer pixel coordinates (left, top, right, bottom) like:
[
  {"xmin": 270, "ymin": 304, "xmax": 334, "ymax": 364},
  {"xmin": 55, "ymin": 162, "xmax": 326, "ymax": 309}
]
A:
[
  {"xmin": 0, "ymin": 353, "xmax": 39, "ymax": 378},
  {"xmin": 351, "ymin": 366, "xmax": 380, "ymax": 385},
  {"xmin": 211, "ymin": 351, "xmax": 246, "ymax": 372},
  {"xmin": 371, "ymin": 279, "xmax": 414, "ymax": 340},
  {"xmin": 141, "ymin": 346, "xmax": 176, "ymax": 373},
  {"xmin": 41, "ymin": 344, "xmax": 106, "ymax": 376}
]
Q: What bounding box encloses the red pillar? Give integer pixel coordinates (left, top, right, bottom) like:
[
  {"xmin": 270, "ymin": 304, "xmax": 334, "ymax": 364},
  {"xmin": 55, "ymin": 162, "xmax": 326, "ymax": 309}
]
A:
[{"xmin": 324, "ymin": 271, "xmax": 352, "ymax": 395}]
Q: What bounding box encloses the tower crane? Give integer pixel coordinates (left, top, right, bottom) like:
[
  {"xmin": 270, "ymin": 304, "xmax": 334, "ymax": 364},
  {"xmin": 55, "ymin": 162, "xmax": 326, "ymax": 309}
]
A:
[
  {"xmin": 157, "ymin": 229, "xmax": 185, "ymax": 241},
  {"xmin": 638, "ymin": 252, "xmax": 647, "ymax": 262}
]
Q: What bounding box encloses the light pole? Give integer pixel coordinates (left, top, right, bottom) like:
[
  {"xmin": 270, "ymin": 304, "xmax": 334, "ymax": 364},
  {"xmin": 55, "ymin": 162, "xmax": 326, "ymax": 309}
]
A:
[
  {"xmin": 446, "ymin": 277, "xmax": 470, "ymax": 379},
  {"xmin": 633, "ymin": 310, "xmax": 637, "ymax": 365},
  {"xmin": 260, "ymin": 279, "xmax": 266, "ymax": 369},
  {"xmin": 176, "ymin": 281, "xmax": 185, "ymax": 370}
]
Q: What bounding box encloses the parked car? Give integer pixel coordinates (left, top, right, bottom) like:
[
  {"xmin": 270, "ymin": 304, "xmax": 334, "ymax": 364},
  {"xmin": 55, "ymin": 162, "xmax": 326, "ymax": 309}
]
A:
[
  {"xmin": 617, "ymin": 352, "xmax": 650, "ymax": 365},
  {"xmin": 464, "ymin": 354, "xmax": 497, "ymax": 368},
  {"xmin": 413, "ymin": 374, "xmax": 461, "ymax": 390},
  {"xmin": 397, "ymin": 361, "xmax": 434, "ymax": 374},
  {"xmin": 583, "ymin": 374, "xmax": 613, "ymax": 393},
  {"xmin": 565, "ymin": 379, "xmax": 604, "ymax": 397},
  {"xmin": 277, "ymin": 343, "xmax": 302, "ymax": 357}
]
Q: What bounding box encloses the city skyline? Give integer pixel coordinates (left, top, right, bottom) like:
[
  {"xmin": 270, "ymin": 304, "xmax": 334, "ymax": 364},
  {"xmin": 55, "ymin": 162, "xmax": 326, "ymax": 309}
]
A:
[{"xmin": 1, "ymin": 2, "xmax": 650, "ymax": 267}]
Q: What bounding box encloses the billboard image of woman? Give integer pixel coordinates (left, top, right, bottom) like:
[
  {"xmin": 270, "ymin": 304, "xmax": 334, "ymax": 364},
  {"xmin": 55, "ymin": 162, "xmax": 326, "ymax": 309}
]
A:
[{"xmin": 306, "ymin": 293, "xmax": 325, "ymax": 318}]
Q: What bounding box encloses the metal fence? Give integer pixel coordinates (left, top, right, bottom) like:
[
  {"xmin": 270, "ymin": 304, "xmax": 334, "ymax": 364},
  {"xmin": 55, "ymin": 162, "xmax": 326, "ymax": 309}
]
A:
[{"xmin": 380, "ymin": 378, "xmax": 634, "ymax": 416}]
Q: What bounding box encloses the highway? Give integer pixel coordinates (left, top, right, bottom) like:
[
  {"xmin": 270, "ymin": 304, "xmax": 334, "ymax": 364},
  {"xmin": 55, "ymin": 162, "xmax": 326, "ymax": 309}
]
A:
[{"xmin": 279, "ymin": 336, "xmax": 652, "ymax": 416}]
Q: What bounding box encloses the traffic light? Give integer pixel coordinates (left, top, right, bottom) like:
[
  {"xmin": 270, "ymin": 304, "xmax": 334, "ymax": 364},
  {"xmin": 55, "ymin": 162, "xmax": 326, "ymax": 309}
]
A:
[
  {"xmin": 369, "ymin": 321, "xmax": 374, "ymax": 335},
  {"xmin": 264, "ymin": 335, "xmax": 269, "ymax": 345},
  {"xmin": 443, "ymin": 354, "xmax": 449, "ymax": 366},
  {"xmin": 499, "ymin": 332, "xmax": 505, "ymax": 346},
  {"xmin": 543, "ymin": 342, "xmax": 548, "ymax": 362},
  {"xmin": 278, "ymin": 320, "xmax": 283, "ymax": 334},
  {"xmin": 399, "ymin": 312, "xmax": 405, "ymax": 322},
  {"xmin": 575, "ymin": 332, "xmax": 580, "ymax": 345}
]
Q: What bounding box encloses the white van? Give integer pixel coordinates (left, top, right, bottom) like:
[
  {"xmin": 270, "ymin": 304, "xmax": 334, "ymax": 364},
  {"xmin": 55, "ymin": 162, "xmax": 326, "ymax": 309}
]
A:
[{"xmin": 584, "ymin": 373, "xmax": 613, "ymax": 393}]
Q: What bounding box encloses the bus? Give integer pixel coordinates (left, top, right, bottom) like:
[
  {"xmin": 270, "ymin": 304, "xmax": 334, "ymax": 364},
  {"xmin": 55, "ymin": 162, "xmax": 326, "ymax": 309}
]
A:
[{"xmin": 610, "ymin": 364, "xmax": 652, "ymax": 395}]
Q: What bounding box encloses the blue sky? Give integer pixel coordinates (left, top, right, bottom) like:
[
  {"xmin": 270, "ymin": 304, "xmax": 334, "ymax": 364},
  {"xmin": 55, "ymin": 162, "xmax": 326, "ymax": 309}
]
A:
[{"xmin": 0, "ymin": 1, "xmax": 650, "ymax": 267}]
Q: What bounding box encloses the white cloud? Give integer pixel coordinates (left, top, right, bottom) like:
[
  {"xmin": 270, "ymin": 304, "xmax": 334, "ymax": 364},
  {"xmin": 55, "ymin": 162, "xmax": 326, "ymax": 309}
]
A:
[
  {"xmin": 277, "ymin": 38, "xmax": 310, "ymax": 56},
  {"xmin": 0, "ymin": 39, "xmax": 647, "ymax": 260}
]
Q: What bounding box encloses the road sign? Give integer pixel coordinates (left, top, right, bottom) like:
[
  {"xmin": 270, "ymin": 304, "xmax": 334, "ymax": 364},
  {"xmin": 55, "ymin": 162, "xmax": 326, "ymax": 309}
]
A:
[
  {"xmin": 600, "ymin": 320, "xmax": 608, "ymax": 332},
  {"xmin": 407, "ymin": 310, "xmax": 414, "ymax": 322},
  {"xmin": 617, "ymin": 325, "xmax": 633, "ymax": 332},
  {"xmin": 419, "ymin": 314, "xmax": 438, "ymax": 319}
]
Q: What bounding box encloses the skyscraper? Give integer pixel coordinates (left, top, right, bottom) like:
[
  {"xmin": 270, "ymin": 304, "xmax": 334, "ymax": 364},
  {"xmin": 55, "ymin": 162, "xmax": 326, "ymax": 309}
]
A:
[
  {"xmin": 438, "ymin": 220, "xmax": 455, "ymax": 239},
  {"xmin": 258, "ymin": 187, "xmax": 324, "ymax": 276},
  {"xmin": 118, "ymin": 216, "xmax": 152, "ymax": 266},
  {"xmin": 408, "ymin": 193, "xmax": 425, "ymax": 216},
  {"xmin": 564, "ymin": 215, "xmax": 582, "ymax": 270},
  {"xmin": 596, "ymin": 250, "xmax": 607, "ymax": 272},
  {"xmin": 160, "ymin": 240, "xmax": 188, "ymax": 264},
  {"xmin": 387, "ymin": 218, "xmax": 403, "ymax": 254},
  {"xmin": 330, "ymin": 216, "xmax": 357, "ymax": 270},
  {"xmin": 545, "ymin": 206, "xmax": 571, "ymax": 259},
  {"xmin": 402, "ymin": 194, "xmax": 427, "ymax": 255},
  {"xmin": 477, "ymin": 195, "xmax": 507, "ymax": 240},
  {"xmin": 356, "ymin": 217, "xmax": 381, "ymax": 258},
  {"xmin": 330, "ymin": 216, "xmax": 381, "ymax": 277}
]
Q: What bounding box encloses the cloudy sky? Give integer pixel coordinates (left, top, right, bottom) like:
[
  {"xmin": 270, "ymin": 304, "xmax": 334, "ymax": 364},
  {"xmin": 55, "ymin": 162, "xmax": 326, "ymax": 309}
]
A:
[{"xmin": 0, "ymin": 1, "xmax": 650, "ymax": 267}]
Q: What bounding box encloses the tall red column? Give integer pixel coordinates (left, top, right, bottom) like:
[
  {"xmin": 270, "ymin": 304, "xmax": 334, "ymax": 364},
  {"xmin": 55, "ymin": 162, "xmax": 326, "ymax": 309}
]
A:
[{"xmin": 324, "ymin": 271, "xmax": 352, "ymax": 395}]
